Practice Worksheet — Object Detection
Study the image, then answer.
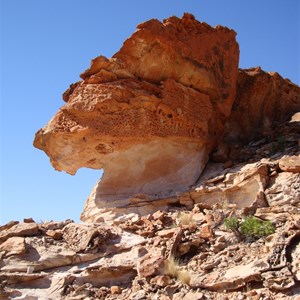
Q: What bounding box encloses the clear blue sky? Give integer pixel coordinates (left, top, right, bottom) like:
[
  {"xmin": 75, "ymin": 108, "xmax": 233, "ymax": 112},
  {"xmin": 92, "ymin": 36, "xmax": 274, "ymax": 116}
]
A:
[{"xmin": 0, "ymin": 0, "xmax": 299, "ymax": 224}]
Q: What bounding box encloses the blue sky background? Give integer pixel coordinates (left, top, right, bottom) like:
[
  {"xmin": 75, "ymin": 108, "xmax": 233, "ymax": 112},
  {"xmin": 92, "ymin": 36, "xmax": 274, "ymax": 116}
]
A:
[{"xmin": 0, "ymin": 0, "xmax": 299, "ymax": 224}]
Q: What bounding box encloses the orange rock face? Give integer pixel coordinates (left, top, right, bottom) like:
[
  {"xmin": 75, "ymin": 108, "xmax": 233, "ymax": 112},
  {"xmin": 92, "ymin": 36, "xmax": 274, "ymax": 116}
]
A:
[
  {"xmin": 223, "ymin": 67, "xmax": 300, "ymax": 144},
  {"xmin": 33, "ymin": 13, "xmax": 239, "ymax": 222}
]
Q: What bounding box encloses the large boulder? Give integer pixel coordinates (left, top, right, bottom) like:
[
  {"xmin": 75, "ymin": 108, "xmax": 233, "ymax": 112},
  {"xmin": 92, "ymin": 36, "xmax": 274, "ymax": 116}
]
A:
[{"xmin": 33, "ymin": 14, "xmax": 239, "ymax": 222}]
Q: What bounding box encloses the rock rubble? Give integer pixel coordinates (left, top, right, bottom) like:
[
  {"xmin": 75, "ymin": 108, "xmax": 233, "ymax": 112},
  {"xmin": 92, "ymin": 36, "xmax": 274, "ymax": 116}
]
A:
[{"xmin": 2, "ymin": 127, "xmax": 300, "ymax": 298}]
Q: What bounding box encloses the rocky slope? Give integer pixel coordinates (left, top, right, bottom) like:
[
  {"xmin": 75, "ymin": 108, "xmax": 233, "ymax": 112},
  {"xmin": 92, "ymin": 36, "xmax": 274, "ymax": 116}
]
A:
[
  {"xmin": 2, "ymin": 13, "xmax": 300, "ymax": 299},
  {"xmin": 1, "ymin": 119, "xmax": 300, "ymax": 299}
]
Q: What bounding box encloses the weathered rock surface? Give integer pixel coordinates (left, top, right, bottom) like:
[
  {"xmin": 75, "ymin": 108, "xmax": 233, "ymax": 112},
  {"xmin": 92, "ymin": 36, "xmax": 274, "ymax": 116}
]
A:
[
  {"xmin": 34, "ymin": 13, "xmax": 239, "ymax": 222},
  {"xmin": 33, "ymin": 14, "xmax": 300, "ymax": 225},
  {"xmin": 0, "ymin": 222, "xmax": 39, "ymax": 243},
  {"xmin": 62, "ymin": 222, "xmax": 112, "ymax": 253},
  {"xmin": 279, "ymin": 155, "xmax": 300, "ymax": 173},
  {"xmin": 0, "ymin": 237, "xmax": 26, "ymax": 257},
  {"xmin": 79, "ymin": 113, "xmax": 299, "ymax": 224},
  {"xmin": 223, "ymin": 67, "xmax": 300, "ymax": 145}
]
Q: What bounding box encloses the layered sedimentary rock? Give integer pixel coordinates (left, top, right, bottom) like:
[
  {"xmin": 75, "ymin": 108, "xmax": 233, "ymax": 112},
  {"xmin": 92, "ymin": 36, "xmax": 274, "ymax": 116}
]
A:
[{"xmin": 33, "ymin": 13, "xmax": 239, "ymax": 221}]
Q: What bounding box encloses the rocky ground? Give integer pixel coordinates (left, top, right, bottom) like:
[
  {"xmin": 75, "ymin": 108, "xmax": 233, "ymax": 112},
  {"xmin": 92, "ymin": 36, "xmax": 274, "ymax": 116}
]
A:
[{"xmin": 1, "ymin": 117, "xmax": 299, "ymax": 300}]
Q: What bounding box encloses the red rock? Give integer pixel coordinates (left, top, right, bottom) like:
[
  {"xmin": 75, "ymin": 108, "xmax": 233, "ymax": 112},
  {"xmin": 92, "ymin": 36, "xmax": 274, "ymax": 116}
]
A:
[
  {"xmin": 46, "ymin": 229, "xmax": 63, "ymax": 240},
  {"xmin": 0, "ymin": 221, "xmax": 19, "ymax": 231},
  {"xmin": 182, "ymin": 292, "xmax": 204, "ymax": 300},
  {"xmin": 157, "ymin": 228, "xmax": 177, "ymax": 238},
  {"xmin": 150, "ymin": 275, "xmax": 173, "ymax": 287},
  {"xmin": 41, "ymin": 219, "xmax": 73, "ymax": 231},
  {"xmin": 33, "ymin": 14, "xmax": 239, "ymax": 223},
  {"xmin": 62, "ymin": 223, "xmax": 111, "ymax": 252},
  {"xmin": 23, "ymin": 218, "xmax": 35, "ymax": 223},
  {"xmin": 112, "ymin": 14, "xmax": 239, "ymax": 113},
  {"xmin": 223, "ymin": 67, "xmax": 300, "ymax": 144},
  {"xmin": 110, "ymin": 285, "xmax": 122, "ymax": 294},
  {"xmin": 178, "ymin": 239, "xmax": 204, "ymax": 256},
  {"xmin": 0, "ymin": 237, "xmax": 26, "ymax": 257},
  {"xmin": 137, "ymin": 249, "xmax": 165, "ymax": 278},
  {"xmin": 152, "ymin": 210, "xmax": 165, "ymax": 221},
  {"xmin": 197, "ymin": 224, "xmax": 213, "ymax": 240}
]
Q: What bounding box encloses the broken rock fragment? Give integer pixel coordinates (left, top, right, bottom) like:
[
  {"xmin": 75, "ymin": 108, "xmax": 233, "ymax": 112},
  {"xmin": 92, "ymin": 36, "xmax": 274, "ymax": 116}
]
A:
[
  {"xmin": 62, "ymin": 223, "xmax": 111, "ymax": 252},
  {"xmin": 279, "ymin": 155, "xmax": 300, "ymax": 173},
  {"xmin": 0, "ymin": 222, "xmax": 39, "ymax": 243},
  {"xmin": 0, "ymin": 237, "xmax": 26, "ymax": 257}
]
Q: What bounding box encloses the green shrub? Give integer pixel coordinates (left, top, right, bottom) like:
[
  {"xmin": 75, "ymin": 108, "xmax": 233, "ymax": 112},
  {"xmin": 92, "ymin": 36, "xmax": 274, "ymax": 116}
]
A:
[
  {"xmin": 224, "ymin": 216, "xmax": 275, "ymax": 240},
  {"xmin": 240, "ymin": 216, "xmax": 275, "ymax": 238},
  {"xmin": 224, "ymin": 216, "xmax": 239, "ymax": 231}
]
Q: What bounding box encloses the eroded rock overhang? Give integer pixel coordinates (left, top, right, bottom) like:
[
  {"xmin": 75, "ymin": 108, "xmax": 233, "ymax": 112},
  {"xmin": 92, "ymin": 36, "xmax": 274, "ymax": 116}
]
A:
[{"xmin": 33, "ymin": 13, "xmax": 240, "ymax": 220}]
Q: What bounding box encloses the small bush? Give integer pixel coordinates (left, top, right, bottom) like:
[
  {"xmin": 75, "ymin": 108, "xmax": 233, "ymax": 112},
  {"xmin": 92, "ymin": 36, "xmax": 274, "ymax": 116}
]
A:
[
  {"xmin": 177, "ymin": 212, "xmax": 196, "ymax": 226},
  {"xmin": 166, "ymin": 256, "xmax": 191, "ymax": 285},
  {"xmin": 223, "ymin": 216, "xmax": 275, "ymax": 240},
  {"xmin": 177, "ymin": 270, "xmax": 191, "ymax": 285},
  {"xmin": 166, "ymin": 256, "xmax": 178, "ymax": 278},
  {"xmin": 240, "ymin": 216, "xmax": 275, "ymax": 238},
  {"xmin": 224, "ymin": 216, "xmax": 239, "ymax": 231}
]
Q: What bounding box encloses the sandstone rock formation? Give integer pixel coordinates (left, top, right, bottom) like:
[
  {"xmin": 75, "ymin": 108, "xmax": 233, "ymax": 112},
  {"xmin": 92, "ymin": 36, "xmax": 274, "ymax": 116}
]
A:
[
  {"xmin": 33, "ymin": 13, "xmax": 300, "ymax": 224},
  {"xmin": 223, "ymin": 67, "xmax": 300, "ymax": 145},
  {"xmin": 32, "ymin": 10, "xmax": 300, "ymax": 225},
  {"xmin": 34, "ymin": 13, "xmax": 239, "ymax": 222}
]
